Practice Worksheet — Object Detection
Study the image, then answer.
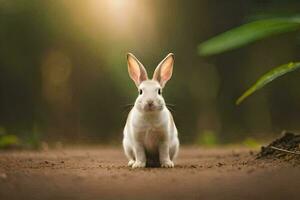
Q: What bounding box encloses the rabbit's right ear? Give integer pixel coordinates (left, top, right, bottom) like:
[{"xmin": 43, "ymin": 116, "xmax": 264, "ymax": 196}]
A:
[{"xmin": 127, "ymin": 53, "xmax": 148, "ymax": 87}]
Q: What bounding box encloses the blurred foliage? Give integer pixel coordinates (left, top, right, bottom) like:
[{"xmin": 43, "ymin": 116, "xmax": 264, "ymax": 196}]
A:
[
  {"xmin": 198, "ymin": 17, "xmax": 300, "ymax": 56},
  {"xmin": 1, "ymin": 0, "xmax": 300, "ymax": 145},
  {"xmin": 196, "ymin": 130, "xmax": 218, "ymax": 146},
  {"xmin": 0, "ymin": 134, "xmax": 20, "ymax": 149},
  {"xmin": 0, "ymin": 126, "xmax": 40, "ymax": 150},
  {"xmin": 236, "ymin": 62, "xmax": 300, "ymax": 104},
  {"xmin": 242, "ymin": 138, "xmax": 260, "ymax": 148}
]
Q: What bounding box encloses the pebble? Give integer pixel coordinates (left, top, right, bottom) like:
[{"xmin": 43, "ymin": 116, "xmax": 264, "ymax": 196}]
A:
[{"xmin": 0, "ymin": 173, "xmax": 7, "ymax": 179}]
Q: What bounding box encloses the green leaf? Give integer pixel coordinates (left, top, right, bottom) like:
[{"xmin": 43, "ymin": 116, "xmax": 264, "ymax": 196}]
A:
[
  {"xmin": 198, "ymin": 17, "xmax": 300, "ymax": 56},
  {"xmin": 236, "ymin": 62, "xmax": 300, "ymax": 105}
]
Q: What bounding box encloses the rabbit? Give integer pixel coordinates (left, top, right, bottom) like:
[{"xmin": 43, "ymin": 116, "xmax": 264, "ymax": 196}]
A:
[{"xmin": 123, "ymin": 53, "xmax": 179, "ymax": 168}]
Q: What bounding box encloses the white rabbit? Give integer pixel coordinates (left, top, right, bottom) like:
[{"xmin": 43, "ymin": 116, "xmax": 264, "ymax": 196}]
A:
[{"xmin": 123, "ymin": 53, "xmax": 179, "ymax": 168}]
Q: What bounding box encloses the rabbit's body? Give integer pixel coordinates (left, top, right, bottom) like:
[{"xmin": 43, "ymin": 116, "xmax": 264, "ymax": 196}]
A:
[
  {"xmin": 123, "ymin": 90, "xmax": 179, "ymax": 167},
  {"xmin": 123, "ymin": 54, "xmax": 179, "ymax": 168}
]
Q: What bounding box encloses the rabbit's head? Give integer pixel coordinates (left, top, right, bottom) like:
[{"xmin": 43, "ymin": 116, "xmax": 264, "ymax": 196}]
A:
[{"xmin": 127, "ymin": 53, "xmax": 174, "ymax": 113}]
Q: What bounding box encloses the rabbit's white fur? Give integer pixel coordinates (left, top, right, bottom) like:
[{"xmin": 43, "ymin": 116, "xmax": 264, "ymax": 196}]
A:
[{"xmin": 123, "ymin": 53, "xmax": 179, "ymax": 168}]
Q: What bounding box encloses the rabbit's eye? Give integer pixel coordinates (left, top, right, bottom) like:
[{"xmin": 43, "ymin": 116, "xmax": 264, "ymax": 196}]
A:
[
  {"xmin": 139, "ymin": 89, "xmax": 143, "ymax": 95},
  {"xmin": 158, "ymin": 88, "xmax": 162, "ymax": 95}
]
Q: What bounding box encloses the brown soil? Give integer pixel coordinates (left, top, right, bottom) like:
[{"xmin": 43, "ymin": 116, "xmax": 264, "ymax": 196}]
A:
[
  {"xmin": 257, "ymin": 132, "xmax": 300, "ymax": 165},
  {"xmin": 0, "ymin": 146, "xmax": 299, "ymax": 200}
]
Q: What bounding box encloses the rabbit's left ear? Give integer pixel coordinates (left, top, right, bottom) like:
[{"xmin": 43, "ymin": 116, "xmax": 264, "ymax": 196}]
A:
[{"xmin": 153, "ymin": 53, "xmax": 174, "ymax": 88}]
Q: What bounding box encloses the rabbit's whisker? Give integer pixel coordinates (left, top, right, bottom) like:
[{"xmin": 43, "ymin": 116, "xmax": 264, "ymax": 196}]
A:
[
  {"xmin": 123, "ymin": 103, "xmax": 134, "ymax": 108},
  {"xmin": 122, "ymin": 104, "xmax": 134, "ymax": 113},
  {"xmin": 166, "ymin": 103, "xmax": 176, "ymax": 107},
  {"xmin": 166, "ymin": 105, "xmax": 175, "ymax": 113}
]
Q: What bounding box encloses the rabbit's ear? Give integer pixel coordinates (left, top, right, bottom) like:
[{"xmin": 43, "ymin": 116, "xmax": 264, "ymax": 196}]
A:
[
  {"xmin": 153, "ymin": 53, "xmax": 174, "ymax": 88},
  {"xmin": 127, "ymin": 53, "xmax": 148, "ymax": 87}
]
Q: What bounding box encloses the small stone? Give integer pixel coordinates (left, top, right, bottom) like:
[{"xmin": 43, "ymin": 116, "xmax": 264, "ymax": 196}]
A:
[{"xmin": 0, "ymin": 173, "xmax": 7, "ymax": 179}]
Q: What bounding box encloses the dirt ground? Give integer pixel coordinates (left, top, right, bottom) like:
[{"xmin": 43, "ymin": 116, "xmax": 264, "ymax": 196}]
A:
[{"xmin": 0, "ymin": 146, "xmax": 299, "ymax": 200}]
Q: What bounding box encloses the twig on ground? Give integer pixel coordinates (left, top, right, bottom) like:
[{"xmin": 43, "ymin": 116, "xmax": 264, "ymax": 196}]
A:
[{"xmin": 270, "ymin": 146, "xmax": 300, "ymax": 155}]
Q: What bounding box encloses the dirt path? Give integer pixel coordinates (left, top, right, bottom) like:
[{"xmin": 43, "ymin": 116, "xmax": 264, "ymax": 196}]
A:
[{"xmin": 0, "ymin": 147, "xmax": 299, "ymax": 200}]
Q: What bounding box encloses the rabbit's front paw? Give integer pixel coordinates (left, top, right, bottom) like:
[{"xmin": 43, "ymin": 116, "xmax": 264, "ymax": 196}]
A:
[
  {"xmin": 128, "ymin": 160, "xmax": 135, "ymax": 167},
  {"xmin": 161, "ymin": 160, "xmax": 174, "ymax": 168},
  {"xmin": 132, "ymin": 161, "xmax": 146, "ymax": 168}
]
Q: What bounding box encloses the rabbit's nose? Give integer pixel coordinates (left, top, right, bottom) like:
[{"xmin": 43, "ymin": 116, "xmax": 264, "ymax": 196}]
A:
[{"xmin": 147, "ymin": 100, "xmax": 154, "ymax": 107}]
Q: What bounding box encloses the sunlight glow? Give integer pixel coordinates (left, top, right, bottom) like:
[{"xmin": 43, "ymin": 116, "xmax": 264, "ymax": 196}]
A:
[{"xmin": 109, "ymin": 0, "xmax": 127, "ymax": 10}]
